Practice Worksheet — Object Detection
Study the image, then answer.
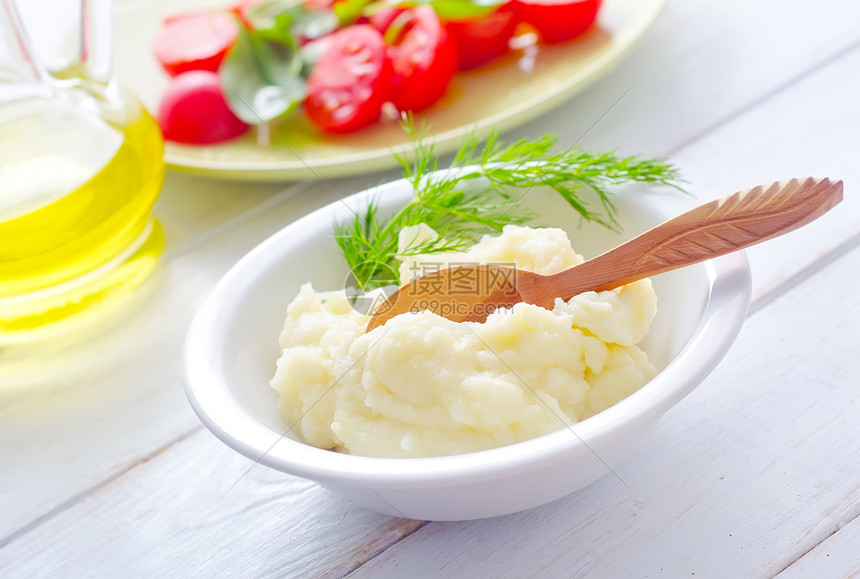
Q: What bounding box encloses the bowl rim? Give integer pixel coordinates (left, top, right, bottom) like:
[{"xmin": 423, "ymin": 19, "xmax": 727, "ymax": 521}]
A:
[{"xmin": 183, "ymin": 175, "xmax": 752, "ymax": 489}]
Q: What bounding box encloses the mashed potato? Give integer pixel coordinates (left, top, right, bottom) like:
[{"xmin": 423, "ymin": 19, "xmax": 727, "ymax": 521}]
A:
[{"xmin": 271, "ymin": 225, "xmax": 657, "ymax": 458}]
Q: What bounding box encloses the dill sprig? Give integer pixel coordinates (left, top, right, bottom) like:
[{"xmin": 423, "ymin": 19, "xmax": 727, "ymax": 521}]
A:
[{"xmin": 335, "ymin": 122, "xmax": 685, "ymax": 290}]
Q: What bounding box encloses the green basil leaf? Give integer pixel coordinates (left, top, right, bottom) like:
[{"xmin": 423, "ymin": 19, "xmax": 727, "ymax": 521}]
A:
[
  {"xmin": 333, "ymin": 0, "xmax": 373, "ymax": 25},
  {"xmin": 220, "ymin": 27, "xmax": 307, "ymax": 124},
  {"xmin": 425, "ymin": 0, "xmax": 503, "ymax": 20},
  {"xmin": 362, "ymin": 0, "xmax": 402, "ymax": 17},
  {"xmin": 251, "ymin": 81, "xmax": 306, "ymax": 120},
  {"xmin": 244, "ymin": 0, "xmax": 303, "ymax": 35},
  {"xmin": 291, "ymin": 10, "xmax": 340, "ymax": 40},
  {"xmin": 243, "ymin": 0, "xmax": 338, "ymax": 41}
]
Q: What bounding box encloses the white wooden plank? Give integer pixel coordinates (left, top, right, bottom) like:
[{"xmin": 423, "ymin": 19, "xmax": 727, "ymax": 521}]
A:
[
  {"xmin": 348, "ymin": 221, "xmax": 860, "ymax": 578},
  {"xmin": 778, "ymin": 515, "xmax": 860, "ymax": 578},
  {"xmin": 667, "ymin": 47, "xmax": 860, "ymax": 303},
  {"xmin": 153, "ymin": 167, "xmax": 404, "ymax": 261},
  {"xmin": 153, "ymin": 172, "xmax": 288, "ymax": 255},
  {"xmin": 0, "ymin": 430, "xmax": 424, "ymax": 578}
]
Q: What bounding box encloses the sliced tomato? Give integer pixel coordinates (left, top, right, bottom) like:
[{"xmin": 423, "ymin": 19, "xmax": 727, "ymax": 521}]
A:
[
  {"xmin": 157, "ymin": 71, "xmax": 250, "ymax": 144},
  {"xmin": 513, "ymin": 0, "xmax": 600, "ymax": 44},
  {"xmin": 304, "ymin": 25, "xmax": 393, "ymax": 133},
  {"xmin": 387, "ymin": 6, "xmax": 457, "ymax": 113},
  {"xmin": 152, "ymin": 11, "xmax": 239, "ymax": 76},
  {"xmin": 444, "ymin": 3, "xmax": 518, "ymax": 70}
]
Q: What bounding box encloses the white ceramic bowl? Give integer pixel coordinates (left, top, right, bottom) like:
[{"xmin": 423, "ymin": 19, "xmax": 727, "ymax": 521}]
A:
[{"xmin": 183, "ymin": 176, "xmax": 751, "ymax": 521}]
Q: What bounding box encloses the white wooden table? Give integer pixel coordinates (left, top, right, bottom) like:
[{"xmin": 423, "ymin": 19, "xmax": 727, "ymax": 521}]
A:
[{"xmin": 3, "ymin": 0, "xmax": 860, "ymax": 576}]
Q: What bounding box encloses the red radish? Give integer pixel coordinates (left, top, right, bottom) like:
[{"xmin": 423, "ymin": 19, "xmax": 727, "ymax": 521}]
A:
[
  {"xmin": 513, "ymin": 0, "xmax": 600, "ymax": 44},
  {"xmin": 445, "ymin": 3, "xmax": 519, "ymax": 70},
  {"xmin": 152, "ymin": 11, "xmax": 239, "ymax": 76},
  {"xmin": 304, "ymin": 25, "xmax": 393, "ymax": 133},
  {"xmin": 157, "ymin": 71, "xmax": 249, "ymax": 144},
  {"xmin": 387, "ymin": 6, "xmax": 457, "ymax": 112}
]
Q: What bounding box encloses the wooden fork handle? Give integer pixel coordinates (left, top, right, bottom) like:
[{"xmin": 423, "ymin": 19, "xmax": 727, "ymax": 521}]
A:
[{"xmin": 541, "ymin": 177, "xmax": 843, "ymax": 302}]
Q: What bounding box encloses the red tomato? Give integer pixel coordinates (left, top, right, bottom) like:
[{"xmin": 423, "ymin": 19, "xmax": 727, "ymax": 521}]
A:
[
  {"xmin": 157, "ymin": 71, "xmax": 250, "ymax": 144},
  {"xmin": 387, "ymin": 6, "xmax": 458, "ymax": 112},
  {"xmin": 152, "ymin": 11, "xmax": 238, "ymax": 76},
  {"xmin": 304, "ymin": 25, "xmax": 393, "ymax": 133},
  {"xmin": 513, "ymin": 0, "xmax": 600, "ymax": 44},
  {"xmin": 444, "ymin": 3, "xmax": 519, "ymax": 70}
]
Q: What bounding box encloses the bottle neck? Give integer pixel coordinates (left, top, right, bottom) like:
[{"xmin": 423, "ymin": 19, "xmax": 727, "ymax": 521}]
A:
[
  {"xmin": 5, "ymin": 0, "xmax": 113, "ymax": 87},
  {"xmin": 79, "ymin": 0, "xmax": 113, "ymax": 84},
  {"xmin": 0, "ymin": 0, "xmax": 51, "ymax": 102}
]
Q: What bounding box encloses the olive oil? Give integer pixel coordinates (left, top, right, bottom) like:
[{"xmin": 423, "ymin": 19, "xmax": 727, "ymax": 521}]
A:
[{"xmin": 0, "ymin": 97, "xmax": 165, "ymax": 343}]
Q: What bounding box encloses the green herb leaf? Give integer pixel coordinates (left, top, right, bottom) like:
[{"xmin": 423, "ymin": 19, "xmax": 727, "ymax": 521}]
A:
[
  {"xmin": 336, "ymin": 121, "xmax": 686, "ymax": 290},
  {"xmin": 422, "ymin": 0, "xmax": 503, "ymax": 20},
  {"xmin": 291, "ymin": 10, "xmax": 340, "ymax": 40},
  {"xmin": 333, "ymin": 0, "xmax": 374, "ymax": 25},
  {"xmin": 243, "ymin": 0, "xmax": 302, "ymax": 40},
  {"xmin": 244, "ymin": 0, "xmax": 339, "ymax": 40},
  {"xmin": 365, "ymin": 0, "xmax": 503, "ymax": 21},
  {"xmin": 220, "ymin": 26, "xmax": 306, "ymax": 124}
]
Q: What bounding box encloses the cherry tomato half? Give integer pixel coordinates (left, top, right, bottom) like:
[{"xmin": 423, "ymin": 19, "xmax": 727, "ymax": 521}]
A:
[
  {"xmin": 157, "ymin": 71, "xmax": 250, "ymax": 144},
  {"xmin": 513, "ymin": 0, "xmax": 600, "ymax": 44},
  {"xmin": 444, "ymin": 3, "xmax": 519, "ymax": 70},
  {"xmin": 152, "ymin": 11, "xmax": 239, "ymax": 77},
  {"xmin": 387, "ymin": 6, "xmax": 457, "ymax": 113},
  {"xmin": 304, "ymin": 25, "xmax": 393, "ymax": 133}
]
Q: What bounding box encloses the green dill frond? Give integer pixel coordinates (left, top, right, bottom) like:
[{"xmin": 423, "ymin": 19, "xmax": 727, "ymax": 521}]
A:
[{"xmin": 336, "ymin": 121, "xmax": 685, "ymax": 290}]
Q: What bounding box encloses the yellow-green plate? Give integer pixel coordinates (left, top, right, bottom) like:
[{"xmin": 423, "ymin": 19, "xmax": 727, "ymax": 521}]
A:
[{"xmin": 115, "ymin": 0, "xmax": 665, "ymax": 182}]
